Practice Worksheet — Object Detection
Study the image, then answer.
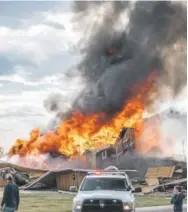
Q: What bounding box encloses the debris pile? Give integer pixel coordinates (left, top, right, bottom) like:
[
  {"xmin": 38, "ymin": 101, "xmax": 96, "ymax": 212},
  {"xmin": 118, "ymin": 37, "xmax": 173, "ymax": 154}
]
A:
[
  {"xmin": 133, "ymin": 166, "xmax": 187, "ymax": 194},
  {"xmin": 0, "ymin": 160, "xmax": 47, "ymax": 188},
  {"xmin": 0, "ymin": 159, "xmax": 186, "ymax": 198},
  {"xmin": 0, "ymin": 167, "xmax": 29, "ymax": 186}
]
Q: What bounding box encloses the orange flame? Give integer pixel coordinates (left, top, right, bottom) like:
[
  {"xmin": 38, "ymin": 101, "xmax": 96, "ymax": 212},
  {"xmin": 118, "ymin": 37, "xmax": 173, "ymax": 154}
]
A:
[{"xmin": 9, "ymin": 72, "xmax": 161, "ymax": 158}]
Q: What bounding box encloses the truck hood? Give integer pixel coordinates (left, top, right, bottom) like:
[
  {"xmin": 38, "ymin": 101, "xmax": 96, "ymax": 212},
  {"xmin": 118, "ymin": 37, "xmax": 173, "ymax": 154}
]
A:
[{"xmin": 75, "ymin": 190, "xmax": 134, "ymax": 203}]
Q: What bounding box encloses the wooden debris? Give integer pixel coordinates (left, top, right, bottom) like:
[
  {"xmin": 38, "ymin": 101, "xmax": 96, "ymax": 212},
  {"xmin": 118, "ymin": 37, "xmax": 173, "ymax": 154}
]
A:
[{"xmin": 141, "ymin": 166, "xmax": 187, "ymax": 194}]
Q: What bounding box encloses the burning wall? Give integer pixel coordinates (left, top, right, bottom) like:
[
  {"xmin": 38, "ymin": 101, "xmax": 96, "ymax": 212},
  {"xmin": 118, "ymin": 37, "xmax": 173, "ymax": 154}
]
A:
[{"xmin": 6, "ymin": 1, "xmax": 187, "ymax": 169}]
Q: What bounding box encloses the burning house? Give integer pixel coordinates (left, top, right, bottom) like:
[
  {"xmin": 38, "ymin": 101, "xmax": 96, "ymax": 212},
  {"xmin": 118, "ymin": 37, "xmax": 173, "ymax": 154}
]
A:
[
  {"xmin": 84, "ymin": 108, "xmax": 187, "ymax": 178},
  {"xmin": 3, "ymin": 1, "xmax": 186, "ymax": 179},
  {"xmin": 6, "ymin": 105, "xmax": 187, "ymax": 174},
  {"xmin": 85, "ymin": 127, "xmax": 135, "ymax": 169},
  {"xmin": 1, "ymin": 107, "xmax": 186, "ymax": 191}
]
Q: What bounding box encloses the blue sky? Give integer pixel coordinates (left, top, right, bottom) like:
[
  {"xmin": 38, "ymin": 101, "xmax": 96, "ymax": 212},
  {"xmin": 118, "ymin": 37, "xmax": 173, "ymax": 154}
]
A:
[{"xmin": 0, "ymin": 1, "xmax": 84, "ymax": 152}]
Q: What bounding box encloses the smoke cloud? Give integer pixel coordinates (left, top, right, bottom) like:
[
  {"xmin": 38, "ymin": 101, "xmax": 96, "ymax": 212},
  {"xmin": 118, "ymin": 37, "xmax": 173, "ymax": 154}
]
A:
[
  {"xmin": 45, "ymin": 1, "xmax": 186, "ymax": 120},
  {"xmin": 2, "ymin": 154, "xmax": 86, "ymax": 170},
  {"xmin": 43, "ymin": 1, "xmax": 186, "ymax": 160},
  {"xmin": 141, "ymin": 108, "xmax": 187, "ymax": 161}
]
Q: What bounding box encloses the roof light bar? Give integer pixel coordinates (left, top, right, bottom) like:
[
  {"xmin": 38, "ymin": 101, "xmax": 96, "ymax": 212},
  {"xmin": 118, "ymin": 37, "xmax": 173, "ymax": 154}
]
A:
[{"xmin": 87, "ymin": 171, "xmax": 127, "ymax": 176}]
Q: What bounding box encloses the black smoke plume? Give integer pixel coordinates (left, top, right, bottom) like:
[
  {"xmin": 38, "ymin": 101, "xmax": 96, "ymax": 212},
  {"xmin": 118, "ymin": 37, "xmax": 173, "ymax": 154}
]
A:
[{"xmin": 45, "ymin": 1, "xmax": 187, "ymax": 122}]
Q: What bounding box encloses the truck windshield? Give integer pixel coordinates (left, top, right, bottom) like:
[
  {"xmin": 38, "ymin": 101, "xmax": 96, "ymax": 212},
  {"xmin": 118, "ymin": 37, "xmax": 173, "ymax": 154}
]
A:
[{"xmin": 80, "ymin": 177, "xmax": 128, "ymax": 191}]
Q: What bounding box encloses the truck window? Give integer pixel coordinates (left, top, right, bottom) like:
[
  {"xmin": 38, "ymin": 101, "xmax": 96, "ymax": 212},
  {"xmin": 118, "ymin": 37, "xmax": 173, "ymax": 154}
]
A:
[{"xmin": 80, "ymin": 178, "xmax": 128, "ymax": 191}]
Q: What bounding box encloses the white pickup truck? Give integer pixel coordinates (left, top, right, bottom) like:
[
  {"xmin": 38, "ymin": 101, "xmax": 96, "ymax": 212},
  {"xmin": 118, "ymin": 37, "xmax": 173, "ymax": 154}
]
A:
[{"xmin": 72, "ymin": 170, "xmax": 136, "ymax": 212}]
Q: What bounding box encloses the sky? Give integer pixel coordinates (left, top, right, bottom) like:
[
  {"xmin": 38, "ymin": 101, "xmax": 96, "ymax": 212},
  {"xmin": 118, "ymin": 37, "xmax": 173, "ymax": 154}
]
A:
[{"xmin": 0, "ymin": 1, "xmax": 83, "ymax": 152}]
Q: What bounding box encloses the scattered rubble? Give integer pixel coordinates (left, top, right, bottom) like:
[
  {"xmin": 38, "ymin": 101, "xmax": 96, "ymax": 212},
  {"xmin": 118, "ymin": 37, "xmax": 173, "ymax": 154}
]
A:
[
  {"xmin": 0, "ymin": 160, "xmax": 47, "ymax": 187},
  {"xmin": 0, "ymin": 167, "xmax": 29, "ymax": 186},
  {"xmin": 0, "ymin": 159, "xmax": 186, "ymax": 197},
  {"xmin": 133, "ymin": 166, "xmax": 187, "ymax": 194}
]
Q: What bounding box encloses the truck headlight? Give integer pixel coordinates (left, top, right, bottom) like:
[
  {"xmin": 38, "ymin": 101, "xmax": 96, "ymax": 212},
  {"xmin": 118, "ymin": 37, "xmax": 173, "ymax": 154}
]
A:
[
  {"xmin": 73, "ymin": 199, "xmax": 82, "ymax": 210},
  {"xmin": 123, "ymin": 202, "xmax": 134, "ymax": 210}
]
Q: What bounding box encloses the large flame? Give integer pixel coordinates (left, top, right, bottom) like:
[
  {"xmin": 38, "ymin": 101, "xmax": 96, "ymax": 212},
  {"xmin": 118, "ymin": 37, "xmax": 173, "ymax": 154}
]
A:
[{"xmin": 9, "ymin": 72, "xmax": 161, "ymax": 158}]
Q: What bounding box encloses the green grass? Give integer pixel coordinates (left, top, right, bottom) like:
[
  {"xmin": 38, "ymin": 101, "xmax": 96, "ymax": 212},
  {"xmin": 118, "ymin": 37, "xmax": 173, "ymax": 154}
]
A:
[
  {"xmin": 19, "ymin": 192, "xmax": 72, "ymax": 212},
  {"xmin": 0, "ymin": 191, "xmax": 186, "ymax": 212},
  {"xmin": 135, "ymin": 195, "xmax": 171, "ymax": 207}
]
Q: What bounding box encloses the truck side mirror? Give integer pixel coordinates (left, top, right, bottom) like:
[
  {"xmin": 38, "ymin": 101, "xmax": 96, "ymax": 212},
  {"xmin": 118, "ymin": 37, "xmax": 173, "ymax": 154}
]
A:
[
  {"xmin": 127, "ymin": 186, "xmax": 132, "ymax": 191},
  {"xmin": 69, "ymin": 185, "xmax": 78, "ymax": 193}
]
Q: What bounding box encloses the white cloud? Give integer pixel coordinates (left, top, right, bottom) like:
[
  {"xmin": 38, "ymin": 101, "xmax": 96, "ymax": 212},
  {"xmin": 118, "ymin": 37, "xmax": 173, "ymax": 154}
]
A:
[
  {"xmin": 0, "ymin": 23, "xmax": 74, "ymax": 62},
  {"xmin": 0, "ymin": 12, "xmax": 79, "ymax": 53},
  {"xmin": 0, "ymin": 68, "xmax": 84, "ymax": 88},
  {"xmin": 0, "ymin": 8, "xmax": 81, "ymax": 79}
]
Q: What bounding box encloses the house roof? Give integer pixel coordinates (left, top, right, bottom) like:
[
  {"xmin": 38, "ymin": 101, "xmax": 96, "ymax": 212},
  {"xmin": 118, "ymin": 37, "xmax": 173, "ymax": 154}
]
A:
[
  {"xmin": 22, "ymin": 168, "xmax": 89, "ymax": 190},
  {"xmin": 143, "ymin": 108, "xmax": 186, "ymax": 122},
  {"xmin": 0, "ymin": 160, "xmax": 48, "ymax": 174}
]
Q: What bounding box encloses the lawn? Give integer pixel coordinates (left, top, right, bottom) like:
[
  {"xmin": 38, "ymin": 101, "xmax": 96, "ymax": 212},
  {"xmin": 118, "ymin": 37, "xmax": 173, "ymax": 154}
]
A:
[{"xmin": 0, "ymin": 191, "xmax": 185, "ymax": 212}]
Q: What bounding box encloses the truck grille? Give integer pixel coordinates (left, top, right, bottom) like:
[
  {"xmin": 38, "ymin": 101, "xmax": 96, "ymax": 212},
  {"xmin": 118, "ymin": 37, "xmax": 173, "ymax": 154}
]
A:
[{"xmin": 82, "ymin": 199, "xmax": 123, "ymax": 212}]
